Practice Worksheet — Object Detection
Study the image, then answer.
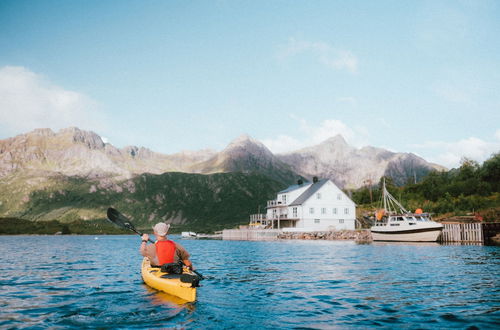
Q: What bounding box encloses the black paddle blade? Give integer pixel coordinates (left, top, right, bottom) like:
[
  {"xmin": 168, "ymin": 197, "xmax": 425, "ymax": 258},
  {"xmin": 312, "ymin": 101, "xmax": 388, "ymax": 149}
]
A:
[
  {"xmin": 106, "ymin": 207, "xmax": 121, "ymax": 224},
  {"xmin": 106, "ymin": 208, "xmax": 139, "ymax": 233}
]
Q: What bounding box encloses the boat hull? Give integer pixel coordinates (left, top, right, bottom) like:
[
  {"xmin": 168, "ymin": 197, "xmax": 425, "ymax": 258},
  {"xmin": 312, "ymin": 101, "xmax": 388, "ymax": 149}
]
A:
[
  {"xmin": 371, "ymin": 227, "xmax": 442, "ymax": 242},
  {"xmin": 141, "ymin": 258, "xmax": 197, "ymax": 302}
]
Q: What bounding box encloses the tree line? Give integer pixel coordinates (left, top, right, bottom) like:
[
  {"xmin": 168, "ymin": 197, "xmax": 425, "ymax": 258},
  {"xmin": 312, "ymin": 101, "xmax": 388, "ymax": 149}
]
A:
[{"xmin": 352, "ymin": 152, "xmax": 500, "ymax": 221}]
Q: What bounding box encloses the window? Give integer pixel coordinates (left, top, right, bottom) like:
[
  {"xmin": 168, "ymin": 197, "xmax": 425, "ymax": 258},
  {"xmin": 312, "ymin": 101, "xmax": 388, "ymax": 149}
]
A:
[
  {"xmin": 344, "ymin": 208, "xmax": 349, "ymax": 214},
  {"xmin": 293, "ymin": 207, "xmax": 297, "ymax": 218},
  {"xmin": 314, "ymin": 219, "xmax": 320, "ymax": 224},
  {"xmin": 282, "ymin": 195, "xmax": 287, "ymax": 203},
  {"xmin": 316, "ymin": 193, "xmax": 321, "ymax": 199},
  {"xmin": 337, "ymin": 193, "xmax": 342, "ymax": 200},
  {"xmin": 321, "ymin": 208, "xmax": 326, "ymax": 214},
  {"xmin": 309, "ymin": 207, "xmax": 314, "ymax": 214},
  {"xmin": 339, "ymin": 219, "xmax": 344, "ymax": 224},
  {"xmin": 333, "ymin": 208, "xmax": 337, "ymax": 215}
]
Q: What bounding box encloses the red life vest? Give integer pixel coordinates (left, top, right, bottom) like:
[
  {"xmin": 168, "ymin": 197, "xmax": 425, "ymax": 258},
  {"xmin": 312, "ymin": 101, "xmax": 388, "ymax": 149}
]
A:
[{"xmin": 155, "ymin": 240, "xmax": 176, "ymax": 264}]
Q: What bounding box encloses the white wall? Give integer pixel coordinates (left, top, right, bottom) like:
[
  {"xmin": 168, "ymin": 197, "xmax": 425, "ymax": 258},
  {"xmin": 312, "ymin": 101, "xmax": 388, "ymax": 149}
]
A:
[{"xmin": 289, "ymin": 181, "xmax": 355, "ymax": 231}]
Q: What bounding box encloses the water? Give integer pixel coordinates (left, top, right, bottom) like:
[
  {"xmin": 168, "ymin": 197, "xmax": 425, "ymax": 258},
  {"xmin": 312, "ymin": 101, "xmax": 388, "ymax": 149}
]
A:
[{"xmin": 0, "ymin": 236, "xmax": 498, "ymax": 329}]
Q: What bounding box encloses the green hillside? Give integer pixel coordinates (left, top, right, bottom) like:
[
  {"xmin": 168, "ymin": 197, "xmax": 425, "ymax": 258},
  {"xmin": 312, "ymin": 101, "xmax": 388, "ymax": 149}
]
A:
[{"xmin": 0, "ymin": 171, "xmax": 286, "ymax": 233}]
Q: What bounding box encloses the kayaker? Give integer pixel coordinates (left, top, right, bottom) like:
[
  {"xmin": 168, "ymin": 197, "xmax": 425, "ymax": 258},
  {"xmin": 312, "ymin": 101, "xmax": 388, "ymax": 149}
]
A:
[{"xmin": 140, "ymin": 222, "xmax": 193, "ymax": 269}]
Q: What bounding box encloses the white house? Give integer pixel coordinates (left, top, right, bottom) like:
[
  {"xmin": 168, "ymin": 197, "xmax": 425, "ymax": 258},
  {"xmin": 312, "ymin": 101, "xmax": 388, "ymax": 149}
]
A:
[{"xmin": 249, "ymin": 178, "xmax": 356, "ymax": 232}]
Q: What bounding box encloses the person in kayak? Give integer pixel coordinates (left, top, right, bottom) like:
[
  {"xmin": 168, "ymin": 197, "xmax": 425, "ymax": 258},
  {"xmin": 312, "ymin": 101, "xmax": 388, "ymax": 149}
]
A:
[{"xmin": 140, "ymin": 222, "xmax": 193, "ymax": 269}]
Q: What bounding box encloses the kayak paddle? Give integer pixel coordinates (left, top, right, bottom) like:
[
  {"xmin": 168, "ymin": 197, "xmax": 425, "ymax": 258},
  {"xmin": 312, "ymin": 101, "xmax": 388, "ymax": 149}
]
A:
[
  {"xmin": 106, "ymin": 207, "xmax": 154, "ymax": 243},
  {"xmin": 106, "ymin": 207, "xmax": 204, "ymax": 279}
]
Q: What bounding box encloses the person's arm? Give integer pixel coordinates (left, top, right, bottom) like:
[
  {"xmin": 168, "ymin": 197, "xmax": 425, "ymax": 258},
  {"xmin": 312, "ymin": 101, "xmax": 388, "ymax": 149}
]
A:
[
  {"xmin": 139, "ymin": 234, "xmax": 149, "ymax": 256},
  {"xmin": 174, "ymin": 242, "xmax": 193, "ymax": 269}
]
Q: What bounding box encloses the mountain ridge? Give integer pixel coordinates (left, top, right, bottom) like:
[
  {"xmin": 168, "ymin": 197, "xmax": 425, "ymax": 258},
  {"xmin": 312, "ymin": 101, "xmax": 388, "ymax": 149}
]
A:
[{"xmin": 0, "ymin": 127, "xmax": 445, "ymax": 188}]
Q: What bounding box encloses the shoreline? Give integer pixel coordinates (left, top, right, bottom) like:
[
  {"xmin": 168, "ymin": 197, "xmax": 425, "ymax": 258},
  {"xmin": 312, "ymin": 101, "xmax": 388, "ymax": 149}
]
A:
[{"xmin": 278, "ymin": 230, "xmax": 372, "ymax": 241}]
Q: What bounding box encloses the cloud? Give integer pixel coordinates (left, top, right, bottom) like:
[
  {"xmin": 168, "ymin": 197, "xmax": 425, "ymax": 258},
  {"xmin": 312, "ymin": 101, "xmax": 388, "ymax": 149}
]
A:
[
  {"xmin": 277, "ymin": 38, "xmax": 358, "ymax": 74},
  {"xmin": 0, "ymin": 66, "xmax": 105, "ymax": 136},
  {"xmin": 412, "ymin": 134, "xmax": 500, "ymax": 168},
  {"xmin": 262, "ymin": 117, "xmax": 369, "ymax": 153}
]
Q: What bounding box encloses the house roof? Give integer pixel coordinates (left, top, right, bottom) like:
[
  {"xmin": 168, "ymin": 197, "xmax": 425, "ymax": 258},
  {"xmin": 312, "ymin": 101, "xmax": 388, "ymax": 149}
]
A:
[
  {"xmin": 289, "ymin": 179, "xmax": 329, "ymax": 206},
  {"xmin": 278, "ymin": 182, "xmax": 311, "ymax": 194}
]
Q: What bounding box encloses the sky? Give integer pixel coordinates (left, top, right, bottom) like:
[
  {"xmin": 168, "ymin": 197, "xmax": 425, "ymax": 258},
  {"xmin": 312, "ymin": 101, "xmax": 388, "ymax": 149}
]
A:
[{"xmin": 0, "ymin": 0, "xmax": 499, "ymax": 169}]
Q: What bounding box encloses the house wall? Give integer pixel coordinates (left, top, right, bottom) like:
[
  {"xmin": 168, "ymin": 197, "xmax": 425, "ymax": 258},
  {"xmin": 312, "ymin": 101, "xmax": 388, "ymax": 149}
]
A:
[{"xmin": 289, "ymin": 181, "xmax": 356, "ymax": 231}]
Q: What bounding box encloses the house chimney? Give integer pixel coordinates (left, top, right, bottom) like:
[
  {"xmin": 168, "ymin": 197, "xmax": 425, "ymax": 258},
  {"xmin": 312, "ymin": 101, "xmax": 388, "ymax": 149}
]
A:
[
  {"xmin": 313, "ymin": 176, "xmax": 319, "ymax": 183},
  {"xmin": 297, "ymin": 179, "xmax": 303, "ymax": 185}
]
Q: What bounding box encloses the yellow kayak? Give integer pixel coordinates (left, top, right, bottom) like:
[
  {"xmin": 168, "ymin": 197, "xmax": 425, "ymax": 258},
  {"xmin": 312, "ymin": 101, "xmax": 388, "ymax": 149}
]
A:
[{"xmin": 141, "ymin": 257, "xmax": 198, "ymax": 302}]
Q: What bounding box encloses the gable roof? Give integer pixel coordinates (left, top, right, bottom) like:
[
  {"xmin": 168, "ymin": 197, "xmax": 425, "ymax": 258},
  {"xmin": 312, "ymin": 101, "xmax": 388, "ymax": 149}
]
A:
[
  {"xmin": 278, "ymin": 182, "xmax": 312, "ymax": 194},
  {"xmin": 289, "ymin": 179, "xmax": 329, "ymax": 206}
]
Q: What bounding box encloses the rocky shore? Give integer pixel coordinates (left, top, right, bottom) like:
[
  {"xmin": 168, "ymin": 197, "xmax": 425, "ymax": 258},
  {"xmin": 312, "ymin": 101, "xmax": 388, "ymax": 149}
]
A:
[{"xmin": 278, "ymin": 230, "xmax": 372, "ymax": 241}]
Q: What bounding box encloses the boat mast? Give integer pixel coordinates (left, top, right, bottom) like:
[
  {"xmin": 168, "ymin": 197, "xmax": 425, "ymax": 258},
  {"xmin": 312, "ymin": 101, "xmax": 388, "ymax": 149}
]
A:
[
  {"xmin": 383, "ymin": 178, "xmax": 387, "ymax": 212},
  {"xmin": 382, "ymin": 178, "xmax": 409, "ymax": 214}
]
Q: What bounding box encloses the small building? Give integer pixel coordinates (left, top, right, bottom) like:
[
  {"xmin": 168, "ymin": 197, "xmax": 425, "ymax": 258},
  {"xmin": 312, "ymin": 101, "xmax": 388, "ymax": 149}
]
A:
[{"xmin": 249, "ymin": 178, "xmax": 356, "ymax": 232}]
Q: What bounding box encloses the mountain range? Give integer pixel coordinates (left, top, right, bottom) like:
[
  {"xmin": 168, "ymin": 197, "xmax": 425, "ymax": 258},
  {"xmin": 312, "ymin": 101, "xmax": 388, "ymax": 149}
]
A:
[
  {"xmin": 0, "ymin": 127, "xmax": 444, "ymax": 187},
  {"xmin": 0, "ymin": 127, "xmax": 444, "ymax": 230}
]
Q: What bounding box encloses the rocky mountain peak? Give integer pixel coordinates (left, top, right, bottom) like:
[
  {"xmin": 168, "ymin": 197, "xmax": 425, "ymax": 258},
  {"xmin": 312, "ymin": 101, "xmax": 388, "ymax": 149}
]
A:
[
  {"xmin": 227, "ymin": 134, "xmax": 264, "ymax": 149},
  {"xmin": 222, "ymin": 134, "xmax": 271, "ymax": 156},
  {"xmin": 323, "ymin": 134, "xmax": 348, "ymax": 147},
  {"xmin": 58, "ymin": 127, "xmax": 105, "ymax": 150},
  {"xmin": 30, "ymin": 128, "xmax": 56, "ymax": 137}
]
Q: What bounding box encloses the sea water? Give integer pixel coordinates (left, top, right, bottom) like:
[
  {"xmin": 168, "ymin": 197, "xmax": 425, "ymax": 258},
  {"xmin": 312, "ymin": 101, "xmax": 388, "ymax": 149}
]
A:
[{"xmin": 0, "ymin": 235, "xmax": 498, "ymax": 329}]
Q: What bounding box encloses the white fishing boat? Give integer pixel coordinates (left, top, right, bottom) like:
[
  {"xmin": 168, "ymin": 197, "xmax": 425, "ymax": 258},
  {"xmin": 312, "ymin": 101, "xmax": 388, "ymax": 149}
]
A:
[{"xmin": 370, "ymin": 180, "xmax": 443, "ymax": 242}]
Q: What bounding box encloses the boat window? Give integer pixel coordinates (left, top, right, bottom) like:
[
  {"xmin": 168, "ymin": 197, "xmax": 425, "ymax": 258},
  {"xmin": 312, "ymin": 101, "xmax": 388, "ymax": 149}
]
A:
[
  {"xmin": 409, "ymin": 223, "xmax": 416, "ymax": 225},
  {"xmin": 397, "ymin": 217, "xmax": 404, "ymax": 221},
  {"xmin": 390, "ymin": 224, "xmax": 400, "ymax": 226}
]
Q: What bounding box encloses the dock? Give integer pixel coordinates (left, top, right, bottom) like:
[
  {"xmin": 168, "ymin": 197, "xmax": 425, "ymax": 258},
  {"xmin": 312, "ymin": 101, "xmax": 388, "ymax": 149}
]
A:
[
  {"xmin": 439, "ymin": 222, "xmax": 500, "ymax": 244},
  {"xmin": 222, "ymin": 229, "xmax": 282, "ymax": 240}
]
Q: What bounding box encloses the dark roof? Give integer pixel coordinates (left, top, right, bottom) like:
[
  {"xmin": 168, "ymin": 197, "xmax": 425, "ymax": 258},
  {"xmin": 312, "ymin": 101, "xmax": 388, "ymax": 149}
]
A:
[
  {"xmin": 289, "ymin": 179, "xmax": 329, "ymax": 206},
  {"xmin": 278, "ymin": 182, "xmax": 311, "ymax": 194}
]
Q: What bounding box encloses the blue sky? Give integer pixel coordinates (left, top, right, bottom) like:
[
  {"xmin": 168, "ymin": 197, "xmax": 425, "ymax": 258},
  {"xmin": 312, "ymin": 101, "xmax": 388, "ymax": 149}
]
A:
[{"xmin": 0, "ymin": 0, "xmax": 499, "ymax": 168}]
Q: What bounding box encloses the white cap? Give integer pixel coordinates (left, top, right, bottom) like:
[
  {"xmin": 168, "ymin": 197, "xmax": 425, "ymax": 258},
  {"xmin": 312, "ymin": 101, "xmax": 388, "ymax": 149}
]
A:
[{"xmin": 152, "ymin": 222, "xmax": 170, "ymax": 236}]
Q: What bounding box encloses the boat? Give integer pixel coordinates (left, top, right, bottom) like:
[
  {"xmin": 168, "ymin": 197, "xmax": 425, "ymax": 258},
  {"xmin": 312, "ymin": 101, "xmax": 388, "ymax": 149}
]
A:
[
  {"xmin": 181, "ymin": 231, "xmax": 198, "ymax": 238},
  {"xmin": 370, "ymin": 180, "xmax": 443, "ymax": 242},
  {"xmin": 141, "ymin": 257, "xmax": 199, "ymax": 302}
]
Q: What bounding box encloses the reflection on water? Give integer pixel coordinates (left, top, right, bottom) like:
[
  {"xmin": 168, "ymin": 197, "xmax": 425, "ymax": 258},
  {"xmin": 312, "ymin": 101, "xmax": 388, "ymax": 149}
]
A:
[{"xmin": 0, "ymin": 235, "xmax": 498, "ymax": 328}]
